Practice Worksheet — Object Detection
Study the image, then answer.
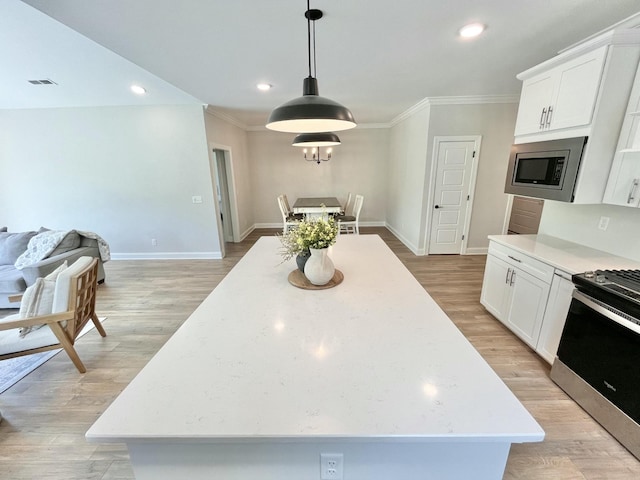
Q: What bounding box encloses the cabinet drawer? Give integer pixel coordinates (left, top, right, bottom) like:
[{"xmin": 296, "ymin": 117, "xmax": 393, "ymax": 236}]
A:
[{"xmin": 488, "ymin": 242, "xmax": 554, "ymax": 284}]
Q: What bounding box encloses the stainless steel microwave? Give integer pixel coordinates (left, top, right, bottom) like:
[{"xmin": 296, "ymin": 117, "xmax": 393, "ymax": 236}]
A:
[{"xmin": 504, "ymin": 136, "xmax": 587, "ymax": 202}]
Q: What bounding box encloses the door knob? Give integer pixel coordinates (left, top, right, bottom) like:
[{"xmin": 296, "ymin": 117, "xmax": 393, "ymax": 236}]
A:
[{"xmin": 434, "ymin": 205, "xmax": 440, "ymax": 209}]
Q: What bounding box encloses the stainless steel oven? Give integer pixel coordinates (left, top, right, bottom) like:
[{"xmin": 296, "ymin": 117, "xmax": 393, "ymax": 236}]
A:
[
  {"xmin": 551, "ymin": 269, "xmax": 640, "ymax": 459},
  {"xmin": 505, "ymin": 136, "xmax": 587, "ymax": 202}
]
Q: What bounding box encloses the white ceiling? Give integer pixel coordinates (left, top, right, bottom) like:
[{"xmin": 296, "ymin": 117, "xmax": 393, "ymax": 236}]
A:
[{"xmin": 4, "ymin": 0, "xmax": 640, "ymax": 127}]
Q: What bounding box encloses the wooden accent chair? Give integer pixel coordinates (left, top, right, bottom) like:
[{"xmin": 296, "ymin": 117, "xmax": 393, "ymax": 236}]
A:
[{"xmin": 0, "ymin": 257, "xmax": 106, "ymax": 373}]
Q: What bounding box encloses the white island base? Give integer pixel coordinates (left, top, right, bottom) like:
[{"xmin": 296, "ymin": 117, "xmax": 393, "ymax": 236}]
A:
[
  {"xmin": 87, "ymin": 236, "xmax": 543, "ymax": 479},
  {"xmin": 127, "ymin": 440, "xmax": 511, "ymax": 480}
]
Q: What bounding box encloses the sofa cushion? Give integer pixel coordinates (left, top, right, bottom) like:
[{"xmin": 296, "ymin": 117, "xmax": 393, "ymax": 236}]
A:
[
  {"xmin": 0, "ymin": 265, "xmax": 27, "ymax": 292},
  {"xmin": 0, "ymin": 231, "xmax": 37, "ymax": 265},
  {"xmin": 49, "ymin": 232, "xmax": 81, "ymax": 257}
]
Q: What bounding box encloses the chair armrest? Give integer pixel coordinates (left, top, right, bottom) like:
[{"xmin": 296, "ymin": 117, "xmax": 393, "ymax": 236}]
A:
[{"xmin": 0, "ymin": 311, "xmax": 73, "ymax": 331}]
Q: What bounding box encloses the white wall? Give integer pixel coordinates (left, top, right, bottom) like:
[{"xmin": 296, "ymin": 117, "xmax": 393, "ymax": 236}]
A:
[
  {"xmin": 386, "ymin": 101, "xmax": 518, "ymax": 255},
  {"xmin": 247, "ymin": 128, "xmax": 389, "ymax": 226},
  {"xmin": 426, "ymin": 103, "xmax": 519, "ymax": 253},
  {"xmin": 0, "ymin": 105, "xmax": 221, "ymax": 258},
  {"xmin": 203, "ymin": 111, "xmax": 254, "ymax": 239},
  {"xmin": 539, "ymin": 202, "xmax": 640, "ymax": 262},
  {"xmin": 386, "ymin": 106, "xmax": 431, "ymax": 253}
]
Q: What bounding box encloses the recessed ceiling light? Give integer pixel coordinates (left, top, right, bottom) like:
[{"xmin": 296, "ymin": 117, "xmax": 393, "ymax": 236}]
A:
[
  {"xmin": 131, "ymin": 85, "xmax": 147, "ymax": 95},
  {"xmin": 257, "ymin": 83, "xmax": 272, "ymax": 91},
  {"xmin": 459, "ymin": 23, "xmax": 485, "ymax": 38}
]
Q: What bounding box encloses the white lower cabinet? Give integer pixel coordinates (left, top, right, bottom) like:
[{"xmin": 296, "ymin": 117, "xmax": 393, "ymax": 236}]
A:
[
  {"xmin": 503, "ymin": 267, "xmax": 550, "ymax": 349},
  {"xmin": 537, "ymin": 271, "xmax": 574, "ymax": 364},
  {"xmin": 481, "ymin": 241, "xmax": 574, "ymax": 362},
  {"xmin": 481, "ymin": 251, "xmax": 550, "ymax": 350}
]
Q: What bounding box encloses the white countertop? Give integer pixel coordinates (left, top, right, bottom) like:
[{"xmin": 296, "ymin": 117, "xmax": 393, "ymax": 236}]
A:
[
  {"xmin": 87, "ymin": 235, "xmax": 543, "ymax": 444},
  {"xmin": 488, "ymin": 234, "xmax": 640, "ymax": 275}
]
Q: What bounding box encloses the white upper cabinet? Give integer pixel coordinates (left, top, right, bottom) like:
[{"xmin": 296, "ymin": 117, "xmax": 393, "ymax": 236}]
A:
[
  {"xmin": 513, "ymin": 30, "xmax": 640, "ymax": 203},
  {"xmin": 604, "ymin": 62, "xmax": 640, "ymax": 208},
  {"xmin": 514, "ymin": 47, "xmax": 607, "ymax": 137}
]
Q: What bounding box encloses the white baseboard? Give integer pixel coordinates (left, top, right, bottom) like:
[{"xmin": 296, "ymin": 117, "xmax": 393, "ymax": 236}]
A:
[
  {"xmin": 464, "ymin": 247, "xmax": 488, "ymax": 255},
  {"xmin": 239, "ymin": 225, "xmax": 255, "ymax": 241},
  {"xmin": 385, "ymin": 223, "xmax": 424, "ymax": 256},
  {"xmin": 111, "ymin": 252, "xmax": 223, "ymax": 260}
]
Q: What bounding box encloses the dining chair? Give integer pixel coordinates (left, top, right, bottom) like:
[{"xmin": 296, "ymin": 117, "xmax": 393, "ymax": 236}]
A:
[
  {"xmin": 282, "ymin": 194, "xmax": 303, "ymax": 220},
  {"xmin": 342, "ymin": 192, "xmax": 354, "ymax": 216},
  {"xmin": 277, "ymin": 196, "xmax": 300, "ymax": 234},
  {"xmin": 337, "ymin": 194, "xmax": 364, "ymax": 234}
]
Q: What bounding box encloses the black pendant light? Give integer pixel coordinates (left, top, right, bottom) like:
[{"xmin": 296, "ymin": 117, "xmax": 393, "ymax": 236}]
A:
[
  {"xmin": 292, "ymin": 132, "xmax": 341, "ymax": 147},
  {"xmin": 266, "ymin": 1, "xmax": 356, "ymax": 133},
  {"xmin": 292, "ymin": 132, "xmax": 341, "ymax": 165}
]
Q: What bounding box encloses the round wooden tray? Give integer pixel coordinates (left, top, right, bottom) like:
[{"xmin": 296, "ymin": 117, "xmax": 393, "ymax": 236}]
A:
[{"xmin": 288, "ymin": 269, "xmax": 344, "ymax": 290}]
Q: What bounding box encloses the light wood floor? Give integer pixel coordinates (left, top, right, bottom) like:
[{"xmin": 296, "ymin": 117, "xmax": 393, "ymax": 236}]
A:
[{"xmin": 1, "ymin": 227, "xmax": 639, "ymax": 479}]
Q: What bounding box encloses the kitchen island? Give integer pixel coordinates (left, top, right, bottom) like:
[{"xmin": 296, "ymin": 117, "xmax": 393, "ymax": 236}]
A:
[{"xmin": 87, "ymin": 235, "xmax": 544, "ymax": 479}]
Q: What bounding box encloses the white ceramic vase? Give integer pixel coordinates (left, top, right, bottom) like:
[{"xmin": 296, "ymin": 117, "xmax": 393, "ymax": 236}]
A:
[{"xmin": 304, "ymin": 247, "xmax": 335, "ymax": 286}]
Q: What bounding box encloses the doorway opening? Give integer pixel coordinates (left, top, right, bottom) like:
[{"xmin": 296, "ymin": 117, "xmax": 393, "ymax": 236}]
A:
[{"xmin": 209, "ymin": 145, "xmax": 240, "ymax": 256}]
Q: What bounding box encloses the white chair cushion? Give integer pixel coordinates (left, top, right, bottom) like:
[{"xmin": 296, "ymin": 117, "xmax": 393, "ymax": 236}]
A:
[
  {"xmin": 16, "ymin": 261, "xmax": 68, "ymax": 337},
  {"xmin": 52, "ymin": 256, "xmax": 93, "ymax": 314},
  {"xmin": 0, "ymin": 314, "xmax": 58, "ymax": 355}
]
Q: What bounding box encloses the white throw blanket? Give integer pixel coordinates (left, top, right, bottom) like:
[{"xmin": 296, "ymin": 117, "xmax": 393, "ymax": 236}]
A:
[{"xmin": 14, "ymin": 230, "xmax": 111, "ymax": 269}]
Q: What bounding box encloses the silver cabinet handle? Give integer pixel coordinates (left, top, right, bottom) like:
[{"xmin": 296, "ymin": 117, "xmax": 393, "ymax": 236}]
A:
[
  {"xmin": 627, "ymin": 178, "xmax": 639, "ymax": 204},
  {"xmin": 510, "ymin": 270, "xmax": 516, "ymax": 286},
  {"xmin": 505, "ymin": 267, "xmax": 512, "ymax": 284},
  {"xmin": 539, "ymin": 107, "xmax": 547, "ymax": 129},
  {"xmin": 546, "ymin": 105, "xmax": 553, "ymax": 127},
  {"xmin": 507, "ymin": 255, "xmax": 522, "ymax": 263}
]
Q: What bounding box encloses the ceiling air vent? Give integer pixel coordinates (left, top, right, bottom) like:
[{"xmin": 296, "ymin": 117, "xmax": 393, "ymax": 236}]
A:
[{"xmin": 28, "ymin": 79, "xmax": 57, "ymax": 85}]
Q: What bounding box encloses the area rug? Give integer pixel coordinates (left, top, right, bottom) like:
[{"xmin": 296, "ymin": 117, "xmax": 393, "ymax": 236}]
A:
[{"xmin": 0, "ymin": 317, "xmax": 107, "ymax": 393}]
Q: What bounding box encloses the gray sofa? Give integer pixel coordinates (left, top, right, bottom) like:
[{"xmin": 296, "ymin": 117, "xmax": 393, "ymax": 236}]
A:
[{"xmin": 0, "ymin": 228, "xmax": 106, "ymax": 308}]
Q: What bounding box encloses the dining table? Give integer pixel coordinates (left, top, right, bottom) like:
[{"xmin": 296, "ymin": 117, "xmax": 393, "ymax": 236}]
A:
[{"xmin": 292, "ymin": 196, "xmax": 342, "ymax": 219}]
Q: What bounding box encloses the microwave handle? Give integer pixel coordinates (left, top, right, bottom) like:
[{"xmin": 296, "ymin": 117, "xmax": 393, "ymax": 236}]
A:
[
  {"xmin": 539, "ymin": 107, "xmax": 547, "ymax": 129},
  {"xmin": 627, "ymin": 178, "xmax": 639, "ymax": 204}
]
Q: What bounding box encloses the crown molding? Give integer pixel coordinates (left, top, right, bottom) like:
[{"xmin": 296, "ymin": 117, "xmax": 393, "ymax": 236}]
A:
[
  {"xmin": 210, "ymin": 95, "xmax": 519, "ymax": 132},
  {"xmin": 390, "ymin": 94, "xmax": 519, "ymax": 126},
  {"xmin": 204, "ymin": 106, "xmax": 248, "ymax": 130},
  {"xmin": 519, "ymin": 29, "xmax": 640, "ymax": 80}
]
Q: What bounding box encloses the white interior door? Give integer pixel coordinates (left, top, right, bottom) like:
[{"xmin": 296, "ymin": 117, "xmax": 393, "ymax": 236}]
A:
[
  {"xmin": 428, "ymin": 139, "xmax": 477, "ymax": 254},
  {"xmin": 213, "ymin": 149, "xmax": 234, "ymax": 243}
]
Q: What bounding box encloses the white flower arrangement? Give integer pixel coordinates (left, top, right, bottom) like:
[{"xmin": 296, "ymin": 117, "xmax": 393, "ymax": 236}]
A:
[{"xmin": 277, "ymin": 216, "xmax": 338, "ymax": 261}]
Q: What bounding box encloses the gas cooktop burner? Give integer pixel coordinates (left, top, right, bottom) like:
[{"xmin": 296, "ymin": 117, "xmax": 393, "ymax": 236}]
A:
[{"xmin": 573, "ymin": 269, "xmax": 640, "ymax": 320}]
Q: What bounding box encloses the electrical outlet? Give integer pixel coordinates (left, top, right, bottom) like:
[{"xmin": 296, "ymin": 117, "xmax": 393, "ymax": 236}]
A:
[
  {"xmin": 320, "ymin": 453, "xmax": 343, "ymax": 480},
  {"xmin": 598, "ymin": 216, "xmax": 610, "ymax": 231},
  {"xmin": 151, "ymin": 238, "xmax": 157, "ymax": 246},
  {"xmin": 192, "ymin": 195, "xmax": 203, "ymax": 204}
]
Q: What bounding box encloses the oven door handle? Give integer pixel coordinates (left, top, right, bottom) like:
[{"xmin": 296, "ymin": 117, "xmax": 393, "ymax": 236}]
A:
[{"xmin": 572, "ymin": 290, "xmax": 640, "ymax": 336}]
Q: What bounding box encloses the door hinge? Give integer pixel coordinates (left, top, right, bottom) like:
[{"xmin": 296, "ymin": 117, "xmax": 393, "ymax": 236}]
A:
[
  {"xmin": 472, "ymin": 150, "xmax": 476, "ymax": 158},
  {"xmin": 462, "ymin": 234, "xmax": 465, "ymax": 240},
  {"xmin": 467, "ymin": 195, "xmax": 470, "ymax": 201}
]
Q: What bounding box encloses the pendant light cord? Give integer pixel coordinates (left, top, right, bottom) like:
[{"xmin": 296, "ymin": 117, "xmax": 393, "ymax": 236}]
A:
[
  {"xmin": 312, "ymin": 20, "xmax": 317, "ymax": 77},
  {"xmin": 307, "ymin": 0, "xmax": 312, "ymax": 78}
]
